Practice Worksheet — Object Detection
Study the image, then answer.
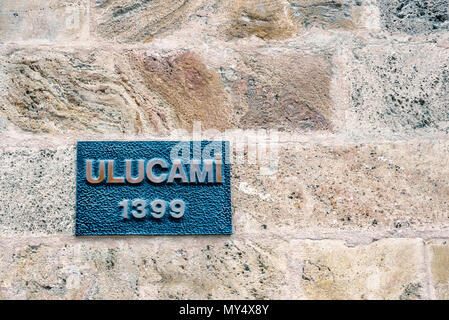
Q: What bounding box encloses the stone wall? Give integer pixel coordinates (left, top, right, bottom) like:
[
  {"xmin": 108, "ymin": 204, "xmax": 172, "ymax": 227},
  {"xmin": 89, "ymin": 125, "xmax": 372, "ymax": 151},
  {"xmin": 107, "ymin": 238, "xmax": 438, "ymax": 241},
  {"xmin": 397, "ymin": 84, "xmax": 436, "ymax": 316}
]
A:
[{"xmin": 0, "ymin": 0, "xmax": 448, "ymax": 299}]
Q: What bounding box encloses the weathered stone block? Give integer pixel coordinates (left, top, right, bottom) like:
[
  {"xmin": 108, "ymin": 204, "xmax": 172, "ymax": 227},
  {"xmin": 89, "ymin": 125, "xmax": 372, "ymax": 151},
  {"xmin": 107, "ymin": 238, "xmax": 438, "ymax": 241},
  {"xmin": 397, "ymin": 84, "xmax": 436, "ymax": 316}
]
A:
[
  {"xmin": 292, "ymin": 239, "xmax": 427, "ymax": 299},
  {"xmin": 224, "ymin": 0, "xmax": 296, "ymax": 40},
  {"xmin": 223, "ymin": 51, "xmax": 333, "ymax": 131},
  {"xmin": 0, "ymin": 0, "xmax": 89, "ymax": 43},
  {"xmin": 90, "ymin": 0, "xmax": 375, "ymax": 43},
  {"xmin": 1, "ymin": 46, "xmax": 334, "ymax": 133},
  {"xmin": 129, "ymin": 50, "xmax": 234, "ymax": 131},
  {"xmin": 0, "ymin": 237, "xmax": 292, "ymax": 299},
  {"xmin": 233, "ymin": 140, "xmax": 449, "ymax": 235},
  {"xmin": 1, "ymin": 48, "xmax": 160, "ymax": 134},
  {"xmin": 288, "ymin": 0, "xmax": 368, "ymax": 31},
  {"xmin": 1, "ymin": 139, "xmax": 448, "ymax": 237},
  {"xmin": 343, "ymin": 42, "xmax": 449, "ymax": 137},
  {"xmin": 427, "ymin": 239, "xmax": 449, "ymax": 299},
  {"xmin": 0, "ymin": 47, "xmax": 233, "ymax": 134},
  {"xmin": 222, "ymin": 0, "xmax": 374, "ymax": 40},
  {"xmin": 377, "ymin": 0, "xmax": 449, "ymax": 34},
  {"xmin": 0, "ymin": 146, "xmax": 75, "ymax": 236},
  {"xmin": 91, "ymin": 0, "xmax": 206, "ymax": 43}
]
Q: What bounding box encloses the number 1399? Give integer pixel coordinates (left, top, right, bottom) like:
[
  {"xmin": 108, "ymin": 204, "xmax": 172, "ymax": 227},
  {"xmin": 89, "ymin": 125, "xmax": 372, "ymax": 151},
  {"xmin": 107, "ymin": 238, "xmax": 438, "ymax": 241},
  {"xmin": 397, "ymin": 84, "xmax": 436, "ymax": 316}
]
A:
[{"xmin": 119, "ymin": 199, "xmax": 185, "ymax": 219}]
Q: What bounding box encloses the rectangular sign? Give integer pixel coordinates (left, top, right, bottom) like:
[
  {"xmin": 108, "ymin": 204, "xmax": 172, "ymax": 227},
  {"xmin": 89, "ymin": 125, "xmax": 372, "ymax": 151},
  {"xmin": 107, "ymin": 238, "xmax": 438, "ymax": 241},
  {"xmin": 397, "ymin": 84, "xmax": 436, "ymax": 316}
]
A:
[{"xmin": 75, "ymin": 141, "xmax": 232, "ymax": 235}]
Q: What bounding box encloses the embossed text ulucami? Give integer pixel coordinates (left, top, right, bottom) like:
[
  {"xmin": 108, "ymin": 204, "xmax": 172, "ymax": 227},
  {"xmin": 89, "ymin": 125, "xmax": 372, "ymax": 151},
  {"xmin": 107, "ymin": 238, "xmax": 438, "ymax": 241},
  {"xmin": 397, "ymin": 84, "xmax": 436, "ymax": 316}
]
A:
[{"xmin": 75, "ymin": 141, "xmax": 232, "ymax": 235}]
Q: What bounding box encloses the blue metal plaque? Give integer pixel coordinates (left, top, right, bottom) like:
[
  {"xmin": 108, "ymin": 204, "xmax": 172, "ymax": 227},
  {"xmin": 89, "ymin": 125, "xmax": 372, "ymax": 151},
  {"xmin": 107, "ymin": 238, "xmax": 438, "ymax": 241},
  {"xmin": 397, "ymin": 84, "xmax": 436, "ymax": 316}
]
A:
[{"xmin": 76, "ymin": 141, "xmax": 232, "ymax": 235}]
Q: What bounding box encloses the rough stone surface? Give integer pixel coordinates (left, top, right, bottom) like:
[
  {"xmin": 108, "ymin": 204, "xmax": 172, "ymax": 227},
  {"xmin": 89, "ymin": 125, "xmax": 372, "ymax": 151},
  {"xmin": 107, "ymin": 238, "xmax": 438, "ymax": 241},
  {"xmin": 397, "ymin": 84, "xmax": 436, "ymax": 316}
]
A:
[
  {"xmin": 1, "ymin": 140, "xmax": 448, "ymax": 238},
  {"xmin": 0, "ymin": 237, "xmax": 291, "ymax": 299},
  {"xmin": 378, "ymin": 0, "xmax": 449, "ymax": 34},
  {"xmin": 1, "ymin": 0, "xmax": 449, "ymax": 300},
  {"xmin": 224, "ymin": 0, "xmax": 296, "ymax": 40},
  {"xmin": 2, "ymin": 48, "xmax": 153, "ymax": 134},
  {"xmin": 0, "ymin": 47, "xmax": 235, "ymax": 134},
  {"xmin": 0, "ymin": 0, "xmax": 89, "ymax": 43},
  {"xmin": 0, "ymin": 146, "xmax": 75, "ymax": 236},
  {"xmin": 344, "ymin": 42, "xmax": 449, "ymax": 137},
  {"xmin": 0, "ymin": 236, "xmax": 429, "ymax": 300},
  {"xmin": 288, "ymin": 0, "xmax": 366, "ymax": 31},
  {"xmin": 223, "ymin": 50, "xmax": 333, "ymax": 131},
  {"xmin": 427, "ymin": 239, "xmax": 449, "ymax": 299},
  {"xmin": 233, "ymin": 140, "xmax": 449, "ymax": 235},
  {"xmin": 130, "ymin": 50, "xmax": 234, "ymax": 131},
  {"xmin": 91, "ymin": 0, "xmax": 207, "ymax": 43},
  {"xmin": 293, "ymin": 239, "xmax": 427, "ymax": 299},
  {"xmin": 1, "ymin": 46, "xmax": 336, "ymax": 133},
  {"xmin": 90, "ymin": 0, "xmax": 373, "ymax": 43}
]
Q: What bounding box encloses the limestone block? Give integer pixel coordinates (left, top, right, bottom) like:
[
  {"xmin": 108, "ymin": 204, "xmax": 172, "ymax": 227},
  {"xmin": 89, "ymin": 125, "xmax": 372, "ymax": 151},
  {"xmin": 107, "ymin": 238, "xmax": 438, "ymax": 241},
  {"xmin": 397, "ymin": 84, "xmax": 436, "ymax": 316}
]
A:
[
  {"xmin": 233, "ymin": 140, "xmax": 449, "ymax": 235},
  {"xmin": 0, "ymin": 236, "xmax": 292, "ymax": 299},
  {"xmin": 0, "ymin": 47, "xmax": 234, "ymax": 134},
  {"xmin": 342, "ymin": 42, "xmax": 449, "ymax": 137},
  {"xmin": 221, "ymin": 50, "xmax": 333, "ymax": 131},
  {"xmin": 377, "ymin": 0, "xmax": 449, "ymax": 34},
  {"xmin": 1, "ymin": 46, "xmax": 335, "ymax": 133},
  {"xmin": 0, "ymin": 0, "xmax": 89, "ymax": 43},
  {"xmin": 292, "ymin": 238, "xmax": 427, "ymax": 299},
  {"xmin": 91, "ymin": 0, "xmax": 206, "ymax": 43},
  {"xmin": 427, "ymin": 239, "xmax": 449, "ymax": 299},
  {"xmin": 0, "ymin": 146, "xmax": 75, "ymax": 236}
]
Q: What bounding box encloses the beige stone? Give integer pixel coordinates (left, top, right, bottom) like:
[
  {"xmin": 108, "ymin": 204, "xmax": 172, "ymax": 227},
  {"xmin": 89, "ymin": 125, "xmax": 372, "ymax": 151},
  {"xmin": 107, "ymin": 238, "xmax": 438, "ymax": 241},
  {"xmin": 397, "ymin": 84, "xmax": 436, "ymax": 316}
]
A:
[
  {"xmin": 129, "ymin": 50, "xmax": 234, "ymax": 131},
  {"xmin": 1, "ymin": 0, "xmax": 449, "ymax": 301},
  {"xmin": 233, "ymin": 140, "xmax": 449, "ymax": 235},
  {"xmin": 0, "ymin": 47, "xmax": 234, "ymax": 134},
  {"xmin": 222, "ymin": 0, "xmax": 369, "ymax": 40},
  {"xmin": 1, "ymin": 139, "xmax": 448, "ymax": 237},
  {"xmin": 0, "ymin": 0, "xmax": 89, "ymax": 43},
  {"xmin": 91, "ymin": 0, "xmax": 206, "ymax": 43},
  {"xmin": 342, "ymin": 42, "xmax": 449, "ymax": 138},
  {"xmin": 288, "ymin": 0, "xmax": 366, "ymax": 31},
  {"xmin": 292, "ymin": 239, "xmax": 427, "ymax": 299},
  {"xmin": 89, "ymin": 0, "xmax": 371, "ymax": 44},
  {"xmin": 0, "ymin": 236, "xmax": 292, "ymax": 299},
  {"xmin": 224, "ymin": 0, "xmax": 296, "ymax": 40},
  {"xmin": 427, "ymin": 239, "xmax": 449, "ymax": 299},
  {"xmin": 1, "ymin": 46, "xmax": 335, "ymax": 134},
  {"xmin": 221, "ymin": 0, "xmax": 373, "ymax": 41},
  {"xmin": 0, "ymin": 146, "xmax": 75, "ymax": 236},
  {"xmin": 224, "ymin": 50, "xmax": 333, "ymax": 131}
]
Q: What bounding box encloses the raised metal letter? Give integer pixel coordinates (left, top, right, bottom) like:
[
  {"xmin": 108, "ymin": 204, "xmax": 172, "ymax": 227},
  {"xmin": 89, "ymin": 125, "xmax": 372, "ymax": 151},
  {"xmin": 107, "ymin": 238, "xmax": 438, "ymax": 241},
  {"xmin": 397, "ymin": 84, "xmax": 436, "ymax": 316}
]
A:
[
  {"xmin": 108, "ymin": 160, "xmax": 125, "ymax": 184},
  {"xmin": 86, "ymin": 160, "xmax": 105, "ymax": 184},
  {"xmin": 126, "ymin": 160, "xmax": 145, "ymax": 184}
]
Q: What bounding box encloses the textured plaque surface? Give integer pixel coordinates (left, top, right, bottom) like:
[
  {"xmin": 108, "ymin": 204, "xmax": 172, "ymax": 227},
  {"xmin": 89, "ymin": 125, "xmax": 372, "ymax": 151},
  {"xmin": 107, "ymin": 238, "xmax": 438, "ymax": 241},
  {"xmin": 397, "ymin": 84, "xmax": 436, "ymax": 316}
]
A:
[{"xmin": 76, "ymin": 141, "xmax": 232, "ymax": 235}]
